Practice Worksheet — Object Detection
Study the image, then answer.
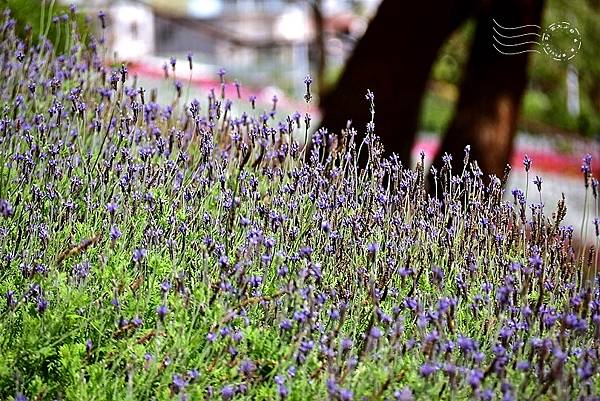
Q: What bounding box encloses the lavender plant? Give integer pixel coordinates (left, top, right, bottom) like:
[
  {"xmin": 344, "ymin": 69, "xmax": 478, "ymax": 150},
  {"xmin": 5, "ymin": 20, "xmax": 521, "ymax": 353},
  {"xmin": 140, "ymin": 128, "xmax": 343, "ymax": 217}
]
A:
[{"xmin": 1, "ymin": 6, "xmax": 600, "ymax": 401}]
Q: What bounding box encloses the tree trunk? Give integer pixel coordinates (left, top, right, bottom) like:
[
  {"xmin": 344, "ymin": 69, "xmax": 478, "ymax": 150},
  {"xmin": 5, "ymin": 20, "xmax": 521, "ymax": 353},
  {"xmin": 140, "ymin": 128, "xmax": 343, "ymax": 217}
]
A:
[
  {"xmin": 316, "ymin": 0, "xmax": 469, "ymax": 167},
  {"xmin": 430, "ymin": 0, "xmax": 545, "ymax": 183}
]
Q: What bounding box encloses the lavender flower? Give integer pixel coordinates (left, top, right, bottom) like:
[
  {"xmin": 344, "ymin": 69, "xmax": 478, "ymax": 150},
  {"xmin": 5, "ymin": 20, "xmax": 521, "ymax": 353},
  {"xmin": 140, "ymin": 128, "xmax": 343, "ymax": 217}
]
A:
[
  {"xmin": 303, "ymin": 75, "xmax": 312, "ymax": 103},
  {"xmin": 170, "ymin": 374, "xmax": 187, "ymax": 394},
  {"xmin": 221, "ymin": 384, "xmax": 235, "ymax": 400},
  {"xmin": 187, "ymin": 52, "xmax": 193, "ymax": 70},
  {"xmin": 419, "ymin": 362, "xmax": 438, "ymax": 378},
  {"xmin": 156, "ymin": 304, "xmax": 168, "ymax": 322},
  {"xmin": 0, "ymin": 199, "xmax": 13, "ymax": 217},
  {"xmin": 98, "ymin": 10, "xmax": 106, "ymax": 29},
  {"xmin": 533, "ymin": 175, "xmax": 543, "ymax": 192},
  {"xmin": 132, "ymin": 248, "xmax": 147, "ymax": 263},
  {"xmin": 110, "ymin": 225, "xmax": 122, "ymax": 241},
  {"xmin": 581, "ymin": 153, "xmax": 592, "ymax": 187},
  {"xmin": 394, "ymin": 387, "xmax": 413, "ymax": 401},
  {"xmin": 523, "ymin": 154, "xmax": 532, "ymax": 172}
]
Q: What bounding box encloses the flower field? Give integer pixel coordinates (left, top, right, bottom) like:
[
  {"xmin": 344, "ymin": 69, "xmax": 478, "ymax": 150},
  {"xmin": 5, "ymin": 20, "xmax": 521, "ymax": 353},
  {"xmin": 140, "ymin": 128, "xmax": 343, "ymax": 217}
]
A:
[{"xmin": 1, "ymin": 6, "xmax": 600, "ymax": 401}]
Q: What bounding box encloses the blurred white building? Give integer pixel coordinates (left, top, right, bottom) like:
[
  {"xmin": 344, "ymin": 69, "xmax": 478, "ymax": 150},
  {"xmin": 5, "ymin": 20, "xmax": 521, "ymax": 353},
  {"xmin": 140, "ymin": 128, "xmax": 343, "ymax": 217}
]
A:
[
  {"xmin": 64, "ymin": 0, "xmax": 381, "ymax": 95},
  {"xmin": 109, "ymin": 2, "xmax": 155, "ymax": 61}
]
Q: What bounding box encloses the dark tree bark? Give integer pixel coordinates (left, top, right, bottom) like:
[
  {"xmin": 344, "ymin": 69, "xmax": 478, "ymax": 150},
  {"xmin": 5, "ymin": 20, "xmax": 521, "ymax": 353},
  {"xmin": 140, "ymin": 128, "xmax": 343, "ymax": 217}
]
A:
[
  {"xmin": 430, "ymin": 0, "xmax": 545, "ymax": 182},
  {"xmin": 317, "ymin": 0, "xmax": 545, "ymax": 186},
  {"xmin": 317, "ymin": 0, "xmax": 470, "ymax": 167}
]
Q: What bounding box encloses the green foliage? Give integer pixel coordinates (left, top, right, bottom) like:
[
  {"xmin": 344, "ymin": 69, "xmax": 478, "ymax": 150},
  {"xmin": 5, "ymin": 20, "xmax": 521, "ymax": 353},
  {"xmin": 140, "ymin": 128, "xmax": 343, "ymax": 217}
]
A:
[
  {"xmin": 4, "ymin": 0, "xmax": 88, "ymax": 51},
  {"xmin": 534, "ymin": 0, "xmax": 600, "ymax": 136}
]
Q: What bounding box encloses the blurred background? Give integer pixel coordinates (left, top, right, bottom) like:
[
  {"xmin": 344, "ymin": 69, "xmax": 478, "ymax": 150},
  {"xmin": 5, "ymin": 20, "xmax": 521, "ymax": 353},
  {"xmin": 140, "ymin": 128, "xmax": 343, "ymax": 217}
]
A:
[{"xmin": 6, "ymin": 0, "xmax": 600, "ymax": 241}]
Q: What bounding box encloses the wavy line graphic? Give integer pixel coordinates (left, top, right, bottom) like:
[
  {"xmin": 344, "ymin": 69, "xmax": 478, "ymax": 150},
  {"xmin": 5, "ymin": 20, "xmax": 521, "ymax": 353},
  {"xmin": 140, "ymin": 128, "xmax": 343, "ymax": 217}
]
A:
[
  {"xmin": 492, "ymin": 19, "xmax": 541, "ymax": 31},
  {"xmin": 493, "ymin": 44, "xmax": 541, "ymax": 55},
  {"xmin": 492, "ymin": 19, "xmax": 542, "ymax": 55},
  {"xmin": 492, "ymin": 26, "xmax": 540, "ymax": 39},
  {"xmin": 493, "ymin": 37, "xmax": 540, "ymax": 47}
]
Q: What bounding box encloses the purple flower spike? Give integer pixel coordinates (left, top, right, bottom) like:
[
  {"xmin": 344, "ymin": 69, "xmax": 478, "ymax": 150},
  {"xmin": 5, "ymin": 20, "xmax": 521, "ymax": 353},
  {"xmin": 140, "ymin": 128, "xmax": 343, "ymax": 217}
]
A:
[
  {"xmin": 394, "ymin": 387, "xmax": 413, "ymax": 401},
  {"xmin": 339, "ymin": 388, "xmax": 353, "ymax": 401},
  {"xmin": 187, "ymin": 52, "xmax": 193, "ymax": 69},
  {"xmin": 0, "ymin": 199, "xmax": 13, "ymax": 218},
  {"xmin": 171, "ymin": 374, "xmax": 187, "ymax": 393},
  {"xmin": 221, "ymin": 384, "xmax": 235, "ymax": 400},
  {"xmin": 98, "ymin": 10, "xmax": 106, "ymax": 29},
  {"xmin": 468, "ymin": 369, "xmax": 484, "ymax": 389},
  {"xmin": 369, "ymin": 326, "xmax": 383, "ymax": 339},
  {"xmin": 367, "ymin": 242, "xmax": 379, "ymax": 255},
  {"xmin": 106, "ymin": 201, "xmax": 117, "ymax": 215},
  {"xmin": 132, "ymin": 248, "xmax": 147, "ymax": 263},
  {"xmin": 523, "ymin": 154, "xmax": 532, "ymax": 172},
  {"xmin": 218, "ymin": 68, "xmax": 226, "ymax": 83},
  {"xmin": 156, "ymin": 304, "xmax": 168, "ymax": 321},
  {"xmin": 110, "ymin": 225, "xmax": 121, "ymax": 241},
  {"xmin": 419, "ymin": 362, "xmax": 438, "ymax": 378}
]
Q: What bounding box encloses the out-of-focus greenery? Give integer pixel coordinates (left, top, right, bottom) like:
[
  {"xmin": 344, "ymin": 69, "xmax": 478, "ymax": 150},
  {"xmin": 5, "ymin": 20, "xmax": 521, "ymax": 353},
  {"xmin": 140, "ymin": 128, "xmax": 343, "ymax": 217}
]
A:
[
  {"xmin": 418, "ymin": 90, "xmax": 454, "ymax": 134},
  {"xmin": 4, "ymin": 0, "xmax": 88, "ymax": 52},
  {"xmin": 528, "ymin": 0, "xmax": 600, "ymax": 136},
  {"xmin": 426, "ymin": 0, "xmax": 600, "ymax": 137}
]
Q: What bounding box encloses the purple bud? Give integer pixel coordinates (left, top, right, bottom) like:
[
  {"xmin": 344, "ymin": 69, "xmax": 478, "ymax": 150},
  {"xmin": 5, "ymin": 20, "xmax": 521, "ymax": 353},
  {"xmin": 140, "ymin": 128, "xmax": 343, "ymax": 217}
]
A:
[
  {"xmin": 156, "ymin": 304, "xmax": 168, "ymax": 321},
  {"xmin": 339, "ymin": 388, "xmax": 353, "ymax": 401},
  {"xmin": 419, "ymin": 362, "xmax": 438, "ymax": 378},
  {"xmin": 110, "ymin": 225, "xmax": 121, "ymax": 241},
  {"xmin": 523, "ymin": 154, "xmax": 532, "ymax": 172},
  {"xmin": 218, "ymin": 68, "xmax": 226, "ymax": 83},
  {"xmin": 160, "ymin": 280, "xmax": 171, "ymax": 294},
  {"xmin": 187, "ymin": 52, "xmax": 193, "ymax": 69},
  {"xmin": 394, "ymin": 387, "xmax": 414, "ymax": 401},
  {"xmin": 279, "ymin": 319, "xmax": 292, "ymax": 331},
  {"xmin": 0, "ymin": 199, "xmax": 14, "ymax": 218},
  {"xmin": 106, "ymin": 201, "xmax": 117, "ymax": 215},
  {"xmin": 369, "ymin": 326, "xmax": 383, "ymax": 339},
  {"xmin": 516, "ymin": 360, "xmax": 530, "ymax": 371},
  {"xmin": 132, "ymin": 248, "xmax": 147, "ymax": 263},
  {"xmin": 6, "ymin": 290, "xmax": 16, "ymax": 310},
  {"xmin": 98, "ymin": 10, "xmax": 106, "ymax": 29},
  {"xmin": 468, "ymin": 369, "xmax": 483, "ymax": 389},
  {"xmin": 36, "ymin": 297, "xmax": 48, "ymax": 313},
  {"xmin": 277, "ymin": 383, "xmax": 288, "ymax": 399},
  {"xmin": 221, "ymin": 384, "xmax": 235, "ymax": 400},
  {"xmin": 341, "ymin": 338, "xmax": 353, "ymax": 351},
  {"xmin": 171, "ymin": 374, "xmax": 187, "ymax": 393},
  {"xmin": 188, "ymin": 369, "xmax": 199, "ymax": 381},
  {"xmin": 367, "ymin": 242, "xmax": 379, "ymax": 255}
]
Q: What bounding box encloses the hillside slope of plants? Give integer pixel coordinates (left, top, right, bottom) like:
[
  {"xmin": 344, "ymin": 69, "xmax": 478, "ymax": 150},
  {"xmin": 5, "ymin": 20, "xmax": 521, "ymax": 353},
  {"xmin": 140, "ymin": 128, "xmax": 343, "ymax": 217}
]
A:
[{"xmin": 1, "ymin": 6, "xmax": 600, "ymax": 401}]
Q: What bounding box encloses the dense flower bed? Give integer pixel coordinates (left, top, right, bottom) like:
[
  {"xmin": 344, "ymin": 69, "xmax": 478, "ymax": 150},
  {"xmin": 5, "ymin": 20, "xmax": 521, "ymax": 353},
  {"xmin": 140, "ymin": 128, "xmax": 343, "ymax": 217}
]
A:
[{"xmin": 1, "ymin": 6, "xmax": 599, "ymax": 401}]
